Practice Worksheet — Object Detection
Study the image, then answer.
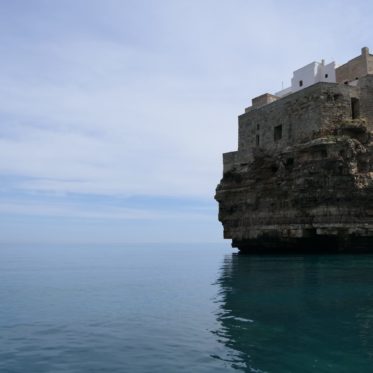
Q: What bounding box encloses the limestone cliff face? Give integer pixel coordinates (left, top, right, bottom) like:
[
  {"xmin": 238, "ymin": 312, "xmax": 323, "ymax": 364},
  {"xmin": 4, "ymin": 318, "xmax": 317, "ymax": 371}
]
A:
[{"xmin": 215, "ymin": 121, "xmax": 373, "ymax": 252}]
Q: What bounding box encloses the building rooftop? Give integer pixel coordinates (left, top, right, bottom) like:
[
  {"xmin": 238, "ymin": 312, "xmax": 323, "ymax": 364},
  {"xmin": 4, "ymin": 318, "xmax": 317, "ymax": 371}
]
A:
[{"xmin": 245, "ymin": 47, "xmax": 372, "ymax": 113}]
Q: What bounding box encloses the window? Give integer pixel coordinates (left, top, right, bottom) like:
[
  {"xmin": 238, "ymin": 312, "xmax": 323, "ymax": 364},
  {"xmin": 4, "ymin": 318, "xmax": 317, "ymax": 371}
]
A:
[
  {"xmin": 274, "ymin": 125, "xmax": 282, "ymax": 142},
  {"xmin": 299, "ymin": 80, "xmax": 303, "ymax": 87},
  {"xmin": 325, "ymin": 73, "xmax": 328, "ymax": 78},
  {"xmin": 271, "ymin": 164, "xmax": 278, "ymax": 173},
  {"xmin": 285, "ymin": 158, "xmax": 294, "ymax": 169},
  {"xmin": 257, "ymin": 124, "xmax": 260, "ymax": 130},
  {"xmin": 256, "ymin": 135, "xmax": 260, "ymax": 146},
  {"xmin": 351, "ymin": 98, "xmax": 360, "ymax": 119}
]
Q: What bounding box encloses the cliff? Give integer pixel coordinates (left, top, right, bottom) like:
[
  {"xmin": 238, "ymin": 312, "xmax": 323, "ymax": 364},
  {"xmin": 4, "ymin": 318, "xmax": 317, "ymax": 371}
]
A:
[{"xmin": 215, "ymin": 76, "xmax": 373, "ymax": 252}]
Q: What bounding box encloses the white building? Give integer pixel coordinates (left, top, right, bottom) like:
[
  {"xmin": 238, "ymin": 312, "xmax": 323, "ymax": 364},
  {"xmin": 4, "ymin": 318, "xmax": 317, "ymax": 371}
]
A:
[
  {"xmin": 276, "ymin": 60, "xmax": 336, "ymax": 97},
  {"xmin": 246, "ymin": 58, "xmax": 337, "ymax": 113}
]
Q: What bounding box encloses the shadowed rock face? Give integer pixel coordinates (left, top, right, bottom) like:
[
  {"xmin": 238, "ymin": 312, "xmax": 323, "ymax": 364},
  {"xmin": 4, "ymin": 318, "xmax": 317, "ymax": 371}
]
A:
[{"xmin": 215, "ymin": 121, "xmax": 373, "ymax": 253}]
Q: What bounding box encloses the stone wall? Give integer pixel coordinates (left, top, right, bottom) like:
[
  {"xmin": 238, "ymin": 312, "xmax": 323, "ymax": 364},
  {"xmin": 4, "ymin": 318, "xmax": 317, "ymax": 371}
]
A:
[
  {"xmin": 238, "ymin": 83, "xmax": 357, "ymax": 160},
  {"xmin": 251, "ymin": 93, "xmax": 279, "ymax": 109},
  {"xmin": 222, "ymin": 76, "xmax": 373, "ymax": 176},
  {"xmin": 358, "ymin": 75, "xmax": 373, "ymax": 128},
  {"xmin": 222, "ymin": 151, "xmax": 238, "ymax": 173},
  {"xmin": 336, "ymin": 47, "xmax": 373, "ymax": 83}
]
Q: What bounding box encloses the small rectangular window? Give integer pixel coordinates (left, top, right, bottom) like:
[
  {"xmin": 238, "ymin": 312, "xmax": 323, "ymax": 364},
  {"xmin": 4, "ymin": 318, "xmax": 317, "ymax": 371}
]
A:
[
  {"xmin": 256, "ymin": 135, "xmax": 260, "ymax": 146},
  {"xmin": 299, "ymin": 80, "xmax": 303, "ymax": 87},
  {"xmin": 351, "ymin": 98, "xmax": 360, "ymax": 119},
  {"xmin": 325, "ymin": 73, "xmax": 328, "ymax": 78},
  {"xmin": 274, "ymin": 125, "xmax": 282, "ymax": 142},
  {"xmin": 257, "ymin": 124, "xmax": 260, "ymax": 130}
]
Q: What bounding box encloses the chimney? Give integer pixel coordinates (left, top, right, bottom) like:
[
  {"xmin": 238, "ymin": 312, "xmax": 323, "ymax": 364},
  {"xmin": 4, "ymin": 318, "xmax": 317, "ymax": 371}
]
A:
[{"xmin": 362, "ymin": 47, "xmax": 369, "ymax": 56}]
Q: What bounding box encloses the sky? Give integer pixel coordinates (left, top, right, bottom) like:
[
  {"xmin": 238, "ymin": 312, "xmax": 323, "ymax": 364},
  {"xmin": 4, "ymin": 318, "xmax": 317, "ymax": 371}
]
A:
[{"xmin": 0, "ymin": 0, "xmax": 373, "ymax": 245}]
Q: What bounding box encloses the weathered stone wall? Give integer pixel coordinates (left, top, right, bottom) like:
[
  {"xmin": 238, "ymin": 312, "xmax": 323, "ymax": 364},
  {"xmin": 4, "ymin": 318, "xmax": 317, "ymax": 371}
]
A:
[
  {"xmin": 251, "ymin": 93, "xmax": 279, "ymax": 109},
  {"xmin": 222, "ymin": 151, "xmax": 238, "ymax": 173},
  {"xmin": 336, "ymin": 54, "xmax": 367, "ymax": 83},
  {"xmin": 223, "ymin": 82, "xmax": 363, "ymax": 174},
  {"xmin": 236, "ymin": 83, "xmax": 357, "ymax": 162},
  {"xmin": 335, "ymin": 47, "xmax": 373, "ymax": 83},
  {"xmin": 368, "ymin": 58, "xmax": 373, "ymax": 75},
  {"xmin": 358, "ymin": 75, "xmax": 373, "ymax": 129}
]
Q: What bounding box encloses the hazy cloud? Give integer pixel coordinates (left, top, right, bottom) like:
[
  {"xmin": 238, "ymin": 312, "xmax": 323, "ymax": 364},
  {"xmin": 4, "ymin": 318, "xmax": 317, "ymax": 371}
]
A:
[{"xmin": 0, "ymin": 0, "xmax": 372, "ymax": 242}]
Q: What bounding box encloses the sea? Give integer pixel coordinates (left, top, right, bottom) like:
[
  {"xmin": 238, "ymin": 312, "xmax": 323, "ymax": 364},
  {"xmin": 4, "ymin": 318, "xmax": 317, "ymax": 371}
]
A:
[{"xmin": 1, "ymin": 243, "xmax": 373, "ymax": 373}]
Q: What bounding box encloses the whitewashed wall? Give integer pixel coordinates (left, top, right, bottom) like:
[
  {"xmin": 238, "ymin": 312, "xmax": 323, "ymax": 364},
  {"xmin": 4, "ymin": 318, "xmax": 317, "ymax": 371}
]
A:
[{"xmin": 276, "ymin": 60, "xmax": 336, "ymax": 97}]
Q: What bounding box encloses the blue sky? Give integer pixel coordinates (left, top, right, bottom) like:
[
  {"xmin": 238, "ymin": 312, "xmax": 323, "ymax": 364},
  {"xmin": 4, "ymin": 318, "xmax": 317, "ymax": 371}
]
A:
[{"xmin": 1, "ymin": 0, "xmax": 373, "ymax": 244}]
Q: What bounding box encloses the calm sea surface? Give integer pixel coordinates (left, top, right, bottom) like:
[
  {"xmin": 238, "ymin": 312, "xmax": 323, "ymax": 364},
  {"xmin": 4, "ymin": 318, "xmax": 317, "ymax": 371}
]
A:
[{"xmin": 1, "ymin": 244, "xmax": 373, "ymax": 372}]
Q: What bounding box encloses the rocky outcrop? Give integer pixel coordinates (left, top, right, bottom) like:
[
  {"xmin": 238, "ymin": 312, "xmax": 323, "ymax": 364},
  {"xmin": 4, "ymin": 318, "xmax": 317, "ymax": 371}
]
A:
[{"xmin": 215, "ymin": 120, "xmax": 373, "ymax": 252}]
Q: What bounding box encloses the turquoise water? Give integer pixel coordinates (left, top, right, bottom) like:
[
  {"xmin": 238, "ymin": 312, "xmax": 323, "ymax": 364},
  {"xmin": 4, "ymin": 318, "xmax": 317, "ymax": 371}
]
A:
[{"xmin": 1, "ymin": 244, "xmax": 373, "ymax": 372}]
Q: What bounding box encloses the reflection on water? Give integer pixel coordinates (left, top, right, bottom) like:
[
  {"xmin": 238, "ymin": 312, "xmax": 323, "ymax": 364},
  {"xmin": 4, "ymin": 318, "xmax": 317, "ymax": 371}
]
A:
[{"xmin": 213, "ymin": 254, "xmax": 373, "ymax": 372}]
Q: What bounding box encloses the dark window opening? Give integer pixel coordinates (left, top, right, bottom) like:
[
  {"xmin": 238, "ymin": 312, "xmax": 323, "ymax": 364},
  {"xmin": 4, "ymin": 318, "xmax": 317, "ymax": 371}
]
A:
[
  {"xmin": 285, "ymin": 158, "xmax": 294, "ymax": 170},
  {"xmin": 286, "ymin": 158, "xmax": 294, "ymax": 167},
  {"xmin": 274, "ymin": 125, "xmax": 282, "ymax": 142},
  {"xmin": 351, "ymin": 98, "xmax": 360, "ymax": 119},
  {"xmin": 256, "ymin": 135, "xmax": 260, "ymax": 146},
  {"xmin": 325, "ymin": 73, "xmax": 328, "ymax": 78},
  {"xmin": 256, "ymin": 124, "xmax": 260, "ymax": 130},
  {"xmin": 344, "ymin": 81, "xmax": 348, "ymax": 85},
  {"xmin": 299, "ymin": 80, "xmax": 303, "ymax": 87},
  {"xmin": 304, "ymin": 228, "xmax": 317, "ymax": 238},
  {"xmin": 356, "ymin": 77, "xmax": 359, "ymax": 80}
]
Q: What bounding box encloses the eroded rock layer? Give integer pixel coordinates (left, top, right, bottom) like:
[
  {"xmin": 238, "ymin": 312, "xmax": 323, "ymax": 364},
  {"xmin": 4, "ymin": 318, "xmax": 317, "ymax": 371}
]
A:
[{"xmin": 215, "ymin": 122, "xmax": 373, "ymax": 252}]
